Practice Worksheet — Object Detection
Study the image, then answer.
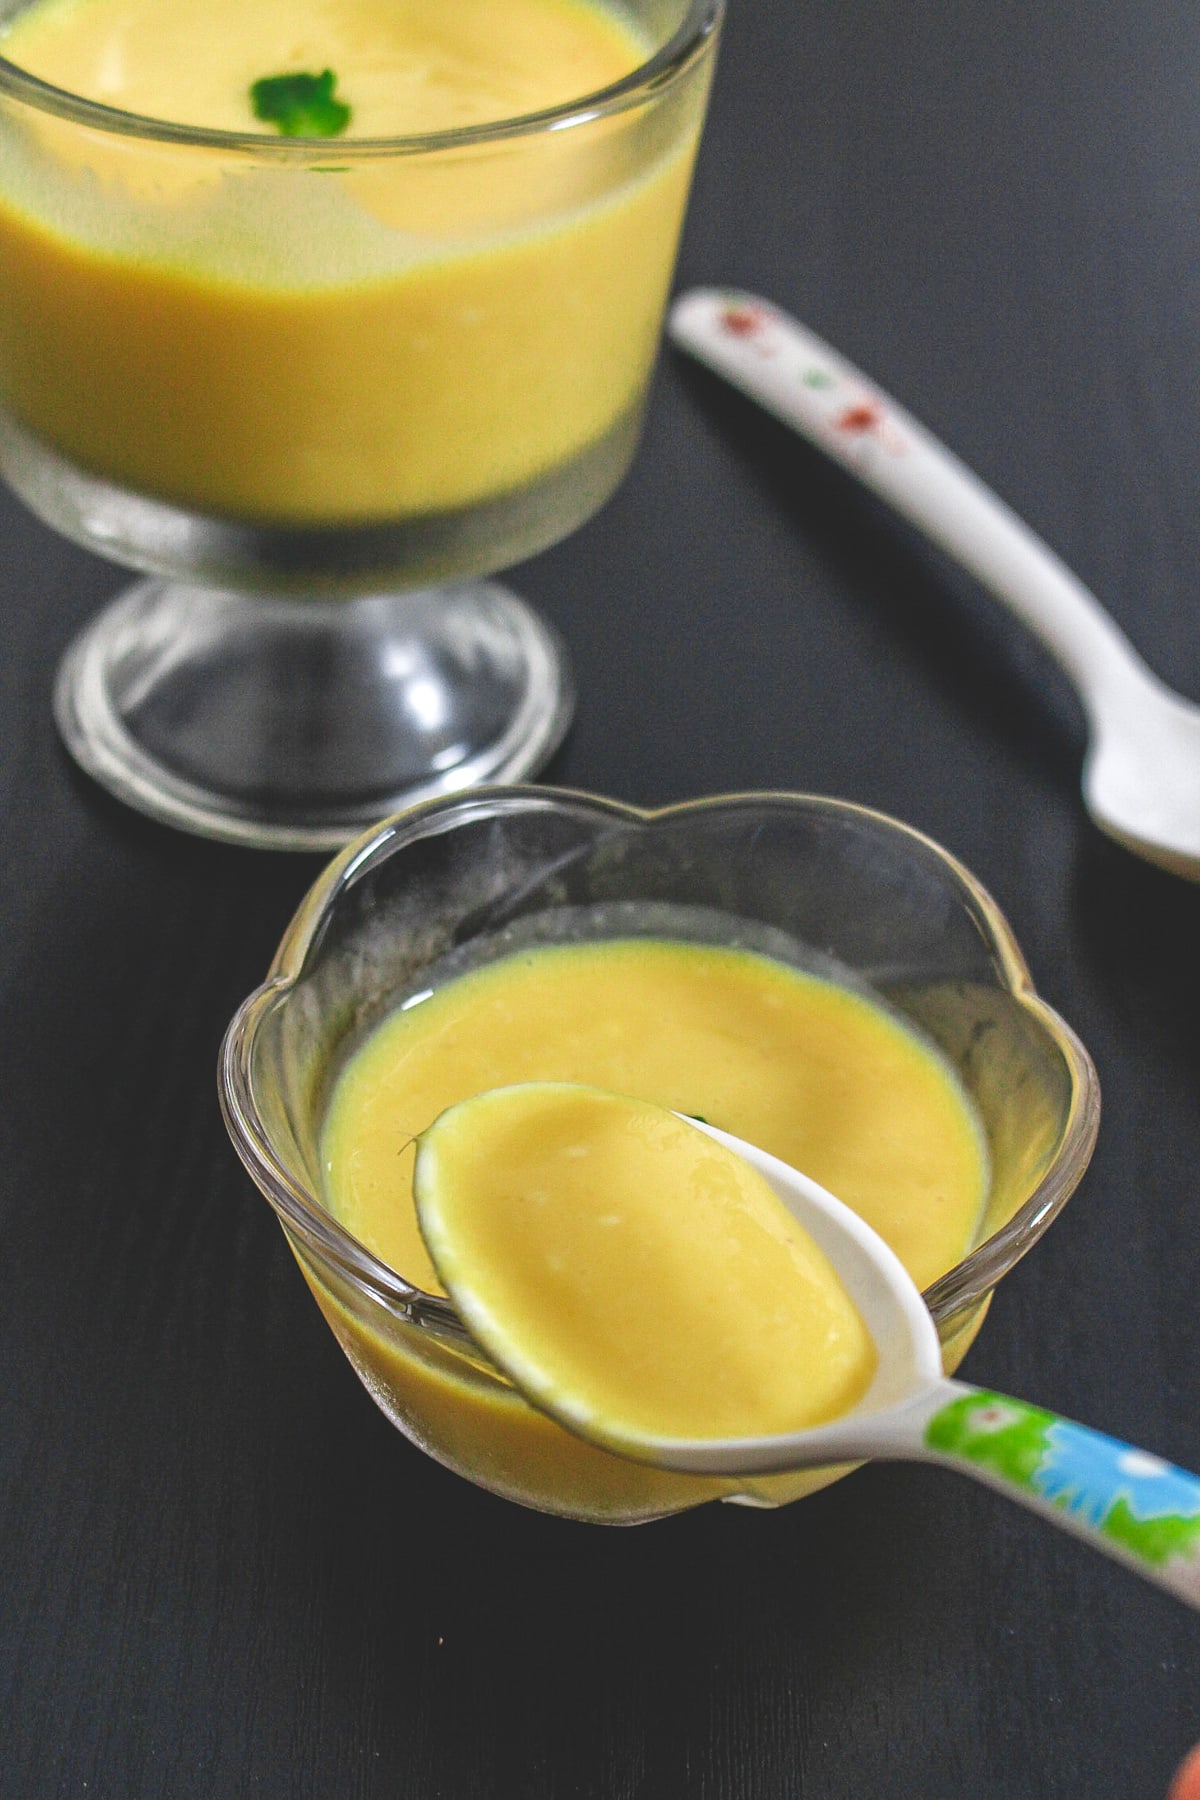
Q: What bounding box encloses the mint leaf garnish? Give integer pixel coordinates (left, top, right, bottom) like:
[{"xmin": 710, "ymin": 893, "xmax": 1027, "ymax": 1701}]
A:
[{"xmin": 251, "ymin": 69, "xmax": 351, "ymax": 138}]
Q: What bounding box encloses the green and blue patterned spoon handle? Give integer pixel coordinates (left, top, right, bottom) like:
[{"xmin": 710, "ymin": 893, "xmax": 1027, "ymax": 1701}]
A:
[{"xmin": 905, "ymin": 1381, "xmax": 1200, "ymax": 1605}]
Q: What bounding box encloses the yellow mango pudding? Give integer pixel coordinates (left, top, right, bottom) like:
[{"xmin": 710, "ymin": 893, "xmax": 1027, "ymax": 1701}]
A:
[
  {"xmin": 220, "ymin": 788, "xmax": 1101, "ymax": 1523},
  {"xmin": 413, "ymin": 1083, "xmax": 879, "ymax": 1448},
  {"xmin": 324, "ymin": 940, "xmax": 988, "ymax": 1300},
  {"xmin": 0, "ymin": 0, "xmax": 711, "ymax": 526},
  {"xmin": 317, "ymin": 935, "xmax": 988, "ymax": 1513},
  {"xmin": 2, "ymin": 2, "xmax": 721, "ymax": 849}
]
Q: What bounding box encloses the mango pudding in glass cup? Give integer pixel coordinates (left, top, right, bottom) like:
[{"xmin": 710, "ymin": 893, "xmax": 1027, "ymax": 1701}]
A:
[
  {"xmin": 220, "ymin": 788, "xmax": 1101, "ymax": 1524},
  {"xmin": 0, "ymin": 0, "xmax": 721, "ymax": 847}
]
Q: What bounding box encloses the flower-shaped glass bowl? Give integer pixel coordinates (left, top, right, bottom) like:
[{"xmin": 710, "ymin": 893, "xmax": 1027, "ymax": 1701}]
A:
[{"xmin": 220, "ymin": 787, "xmax": 1100, "ymax": 1523}]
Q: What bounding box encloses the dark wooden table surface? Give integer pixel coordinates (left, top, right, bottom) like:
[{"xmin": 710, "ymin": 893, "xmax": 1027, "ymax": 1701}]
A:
[{"xmin": 4, "ymin": 2, "xmax": 1200, "ymax": 1794}]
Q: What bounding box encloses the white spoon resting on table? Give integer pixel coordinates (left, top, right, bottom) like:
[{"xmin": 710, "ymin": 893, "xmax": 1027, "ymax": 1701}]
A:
[
  {"xmin": 669, "ymin": 288, "xmax": 1200, "ymax": 881},
  {"xmin": 418, "ymin": 1101, "xmax": 1200, "ymax": 1609}
]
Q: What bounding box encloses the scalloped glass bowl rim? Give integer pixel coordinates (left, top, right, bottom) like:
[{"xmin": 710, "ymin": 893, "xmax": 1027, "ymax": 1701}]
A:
[
  {"xmin": 0, "ymin": 0, "xmax": 722, "ymax": 153},
  {"xmin": 219, "ymin": 786, "xmax": 1101, "ymax": 1345}
]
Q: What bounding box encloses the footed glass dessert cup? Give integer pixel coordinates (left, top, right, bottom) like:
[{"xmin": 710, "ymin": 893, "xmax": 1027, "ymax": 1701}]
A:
[
  {"xmin": 220, "ymin": 787, "xmax": 1101, "ymax": 1523},
  {"xmin": 0, "ymin": 0, "xmax": 720, "ymax": 847}
]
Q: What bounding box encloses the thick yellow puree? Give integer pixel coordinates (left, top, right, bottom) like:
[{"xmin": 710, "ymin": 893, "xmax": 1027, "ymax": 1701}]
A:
[
  {"xmin": 415, "ymin": 1083, "xmax": 879, "ymax": 1445},
  {"xmin": 0, "ymin": 0, "xmax": 701, "ymax": 521},
  {"xmin": 325, "ymin": 939, "xmax": 987, "ymax": 1295},
  {"xmin": 318, "ymin": 940, "xmax": 987, "ymax": 1518}
]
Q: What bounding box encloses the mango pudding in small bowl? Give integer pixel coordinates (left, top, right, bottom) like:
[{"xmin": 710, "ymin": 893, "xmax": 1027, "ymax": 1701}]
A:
[{"xmin": 219, "ymin": 787, "xmax": 1100, "ymax": 1524}]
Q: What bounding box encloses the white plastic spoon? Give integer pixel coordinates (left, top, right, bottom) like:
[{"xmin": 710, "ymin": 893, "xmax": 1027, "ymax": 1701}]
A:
[
  {"xmin": 669, "ymin": 288, "xmax": 1200, "ymax": 880},
  {"xmin": 417, "ymin": 1098, "xmax": 1200, "ymax": 1608}
]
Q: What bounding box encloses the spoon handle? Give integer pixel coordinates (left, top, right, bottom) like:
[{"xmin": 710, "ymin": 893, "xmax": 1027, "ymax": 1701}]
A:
[
  {"xmin": 668, "ymin": 288, "xmax": 1149, "ymax": 711},
  {"xmin": 907, "ymin": 1380, "xmax": 1200, "ymax": 1607}
]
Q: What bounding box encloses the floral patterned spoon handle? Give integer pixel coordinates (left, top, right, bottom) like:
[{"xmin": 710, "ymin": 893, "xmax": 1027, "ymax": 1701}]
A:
[
  {"xmin": 668, "ymin": 288, "xmax": 1200, "ymax": 879},
  {"xmin": 857, "ymin": 1380, "xmax": 1200, "ymax": 1609},
  {"xmin": 698, "ymin": 1126, "xmax": 1200, "ymax": 1609},
  {"xmin": 666, "ymin": 286, "xmax": 1134, "ymax": 689}
]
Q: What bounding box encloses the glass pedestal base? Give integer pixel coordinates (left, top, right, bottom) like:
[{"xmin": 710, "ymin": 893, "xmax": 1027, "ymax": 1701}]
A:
[{"xmin": 54, "ymin": 577, "xmax": 574, "ymax": 850}]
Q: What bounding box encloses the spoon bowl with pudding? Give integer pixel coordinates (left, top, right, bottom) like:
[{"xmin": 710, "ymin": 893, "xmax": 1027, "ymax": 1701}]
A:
[
  {"xmin": 220, "ymin": 786, "xmax": 1100, "ymax": 1523},
  {"xmin": 0, "ymin": 0, "xmax": 721, "ymax": 847},
  {"xmin": 413, "ymin": 1083, "xmax": 1200, "ymax": 1606}
]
